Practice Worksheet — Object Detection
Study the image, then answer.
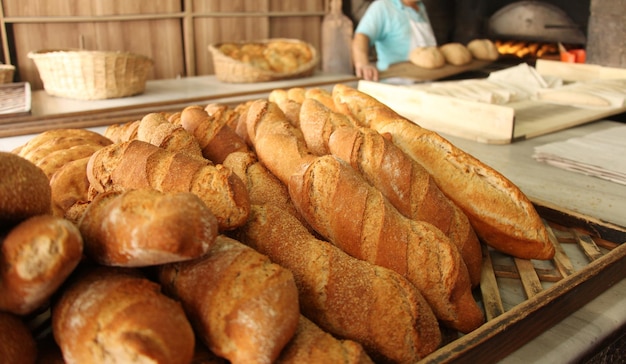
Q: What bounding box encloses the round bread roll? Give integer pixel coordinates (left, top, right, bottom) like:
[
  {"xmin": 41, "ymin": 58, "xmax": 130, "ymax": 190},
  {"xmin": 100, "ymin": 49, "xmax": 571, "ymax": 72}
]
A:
[
  {"xmin": 0, "ymin": 214, "xmax": 84, "ymax": 315},
  {"xmin": 0, "ymin": 152, "xmax": 52, "ymax": 227},
  {"xmin": 409, "ymin": 46, "xmax": 446, "ymax": 69},
  {"xmin": 439, "ymin": 42, "xmax": 473, "ymax": 66},
  {"xmin": 0, "ymin": 312, "xmax": 37, "ymax": 364},
  {"xmin": 467, "ymin": 39, "xmax": 499, "ymax": 61}
]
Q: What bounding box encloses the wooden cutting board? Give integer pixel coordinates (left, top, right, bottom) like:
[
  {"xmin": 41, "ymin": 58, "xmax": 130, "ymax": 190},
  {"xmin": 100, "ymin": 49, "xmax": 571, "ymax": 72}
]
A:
[
  {"xmin": 321, "ymin": 0, "xmax": 354, "ymax": 74},
  {"xmin": 379, "ymin": 59, "xmax": 493, "ymax": 82}
]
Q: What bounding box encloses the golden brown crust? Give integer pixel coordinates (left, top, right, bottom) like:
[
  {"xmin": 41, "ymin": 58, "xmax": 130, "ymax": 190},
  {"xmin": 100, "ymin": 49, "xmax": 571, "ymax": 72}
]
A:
[
  {"xmin": 87, "ymin": 140, "xmax": 250, "ymax": 231},
  {"xmin": 237, "ymin": 204, "xmax": 441, "ymax": 363},
  {"xmin": 49, "ymin": 157, "xmax": 91, "ymax": 217},
  {"xmin": 288, "ymin": 155, "xmax": 484, "ymax": 333},
  {"xmin": 52, "ymin": 266, "xmax": 195, "ymax": 364},
  {"xmin": 276, "ymin": 316, "xmax": 374, "ymax": 364},
  {"xmin": 16, "ymin": 129, "xmax": 112, "ymax": 161},
  {"xmin": 104, "ymin": 120, "xmax": 140, "ymax": 143},
  {"xmin": 78, "ymin": 189, "xmax": 218, "ymax": 267},
  {"xmin": 0, "ymin": 312, "xmax": 37, "ymax": 364},
  {"xmin": 0, "ymin": 152, "xmax": 52, "ymax": 227},
  {"xmin": 0, "ymin": 214, "xmax": 83, "ymax": 315},
  {"xmin": 158, "ymin": 235, "xmax": 300, "ymax": 364},
  {"xmin": 331, "ymin": 83, "xmax": 554, "ymax": 260},
  {"xmin": 138, "ymin": 112, "xmax": 204, "ymax": 160}
]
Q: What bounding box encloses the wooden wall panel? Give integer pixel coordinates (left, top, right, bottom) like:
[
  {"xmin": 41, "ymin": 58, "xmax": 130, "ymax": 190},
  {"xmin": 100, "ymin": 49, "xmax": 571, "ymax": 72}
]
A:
[
  {"xmin": 13, "ymin": 20, "xmax": 184, "ymax": 89},
  {"xmin": 2, "ymin": 0, "xmax": 180, "ymax": 17}
]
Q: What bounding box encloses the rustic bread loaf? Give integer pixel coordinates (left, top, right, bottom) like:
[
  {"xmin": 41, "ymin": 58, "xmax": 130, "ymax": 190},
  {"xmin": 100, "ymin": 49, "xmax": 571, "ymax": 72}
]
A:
[
  {"xmin": 409, "ymin": 46, "xmax": 446, "ymax": 69},
  {"xmin": 34, "ymin": 143, "xmax": 105, "ymax": 179},
  {"xmin": 52, "ymin": 266, "xmax": 195, "ymax": 364},
  {"xmin": 158, "ymin": 235, "xmax": 300, "ymax": 364},
  {"xmin": 237, "ymin": 204, "xmax": 442, "ymax": 362},
  {"xmin": 299, "ymin": 97, "xmax": 356, "ymax": 156},
  {"xmin": 439, "ymin": 42, "xmax": 473, "ymax": 66},
  {"xmin": 77, "ymin": 189, "xmax": 218, "ymax": 267},
  {"xmin": 0, "ymin": 311, "xmax": 37, "ymax": 364},
  {"xmin": 268, "ymin": 88, "xmax": 303, "ymax": 127},
  {"xmin": 0, "ymin": 152, "xmax": 52, "ymax": 227},
  {"xmin": 276, "ymin": 316, "xmax": 374, "ymax": 364},
  {"xmin": 16, "ymin": 128, "xmax": 112, "ymax": 161},
  {"xmin": 86, "ymin": 140, "xmax": 250, "ymax": 230},
  {"xmin": 180, "ymin": 105, "xmax": 249, "ymax": 164},
  {"xmin": 288, "ymin": 155, "xmax": 484, "ymax": 333},
  {"xmin": 327, "ymin": 125, "xmax": 482, "ymax": 286},
  {"xmin": 331, "ymin": 83, "xmax": 554, "ymax": 260},
  {"xmin": 0, "ymin": 214, "xmax": 83, "ymax": 315},
  {"xmin": 49, "ymin": 156, "xmax": 91, "ymax": 217},
  {"xmin": 467, "ymin": 39, "xmax": 499, "ymax": 61},
  {"xmin": 104, "ymin": 120, "xmax": 140, "ymax": 143},
  {"xmin": 137, "ymin": 112, "xmax": 204, "ymax": 160}
]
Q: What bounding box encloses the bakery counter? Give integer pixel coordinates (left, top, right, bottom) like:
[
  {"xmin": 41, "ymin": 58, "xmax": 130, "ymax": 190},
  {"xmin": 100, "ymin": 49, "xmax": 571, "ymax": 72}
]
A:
[{"xmin": 0, "ymin": 72, "xmax": 359, "ymax": 138}]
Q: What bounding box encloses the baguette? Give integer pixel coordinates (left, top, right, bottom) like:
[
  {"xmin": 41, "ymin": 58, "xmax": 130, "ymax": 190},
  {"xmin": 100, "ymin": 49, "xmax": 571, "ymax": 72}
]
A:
[
  {"xmin": 326, "ymin": 125, "xmax": 482, "ymax": 286},
  {"xmin": 52, "ymin": 266, "xmax": 195, "ymax": 364},
  {"xmin": 0, "ymin": 152, "xmax": 52, "ymax": 227},
  {"xmin": 276, "ymin": 316, "xmax": 374, "ymax": 364},
  {"xmin": 86, "ymin": 140, "xmax": 250, "ymax": 230},
  {"xmin": 104, "ymin": 120, "xmax": 140, "ymax": 143},
  {"xmin": 0, "ymin": 214, "xmax": 83, "ymax": 315},
  {"xmin": 331, "ymin": 84, "xmax": 554, "ymax": 260},
  {"xmin": 180, "ymin": 105, "xmax": 249, "ymax": 164},
  {"xmin": 158, "ymin": 235, "xmax": 300, "ymax": 364},
  {"xmin": 236, "ymin": 203, "xmax": 442, "ymax": 363},
  {"xmin": 77, "ymin": 189, "xmax": 218, "ymax": 267},
  {"xmin": 299, "ymin": 97, "xmax": 355, "ymax": 156},
  {"xmin": 288, "ymin": 155, "xmax": 484, "ymax": 333},
  {"xmin": 137, "ymin": 112, "xmax": 204, "ymax": 160},
  {"xmin": 268, "ymin": 88, "xmax": 303, "ymax": 127}
]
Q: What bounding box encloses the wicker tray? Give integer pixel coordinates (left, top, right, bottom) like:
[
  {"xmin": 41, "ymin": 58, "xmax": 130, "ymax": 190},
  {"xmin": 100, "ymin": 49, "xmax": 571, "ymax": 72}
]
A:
[
  {"xmin": 209, "ymin": 38, "xmax": 319, "ymax": 83},
  {"xmin": 28, "ymin": 49, "xmax": 153, "ymax": 100},
  {"xmin": 421, "ymin": 199, "xmax": 626, "ymax": 363}
]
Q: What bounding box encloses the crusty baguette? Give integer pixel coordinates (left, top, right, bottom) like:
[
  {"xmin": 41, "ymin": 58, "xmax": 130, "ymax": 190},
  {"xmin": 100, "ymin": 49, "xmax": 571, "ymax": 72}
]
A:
[
  {"xmin": 299, "ymin": 97, "xmax": 355, "ymax": 156},
  {"xmin": 180, "ymin": 105, "xmax": 249, "ymax": 164},
  {"xmin": 288, "ymin": 155, "xmax": 484, "ymax": 333},
  {"xmin": 104, "ymin": 120, "xmax": 140, "ymax": 143},
  {"xmin": 158, "ymin": 235, "xmax": 300, "ymax": 364},
  {"xmin": 0, "ymin": 152, "xmax": 52, "ymax": 227},
  {"xmin": 34, "ymin": 143, "xmax": 104, "ymax": 179},
  {"xmin": 268, "ymin": 88, "xmax": 303, "ymax": 127},
  {"xmin": 49, "ymin": 156, "xmax": 91, "ymax": 217},
  {"xmin": 244, "ymin": 99, "xmax": 316, "ymax": 185},
  {"xmin": 77, "ymin": 189, "xmax": 218, "ymax": 267},
  {"xmin": 236, "ymin": 203, "xmax": 441, "ymax": 363},
  {"xmin": 0, "ymin": 311, "xmax": 37, "ymax": 364},
  {"xmin": 86, "ymin": 140, "xmax": 250, "ymax": 230},
  {"xmin": 331, "ymin": 83, "xmax": 555, "ymax": 260},
  {"xmin": 327, "ymin": 125, "xmax": 482, "ymax": 286},
  {"xmin": 276, "ymin": 315, "xmax": 374, "ymax": 364},
  {"xmin": 137, "ymin": 112, "xmax": 205, "ymax": 160},
  {"xmin": 52, "ymin": 266, "xmax": 195, "ymax": 364},
  {"xmin": 0, "ymin": 214, "xmax": 83, "ymax": 315}
]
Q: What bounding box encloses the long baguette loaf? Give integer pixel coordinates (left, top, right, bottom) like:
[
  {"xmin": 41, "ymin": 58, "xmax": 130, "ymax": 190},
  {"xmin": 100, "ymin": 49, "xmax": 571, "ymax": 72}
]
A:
[
  {"xmin": 52, "ymin": 266, "xmax": 195, "ymax": 364},
  {"xmin": 86, "ymin": 140, "xmax": 250, "ymax": 230},
  {"xmin": 0, "ymin": 214, "xmax": 83, "ymax": 315},
  {"xmin": 332, "ymin": 84, "xmax": 555, "ymax": 260},
  {"xmin": 77, "ymin": 189, "xmax": 218, "ymax": 267},
  {"xmin": 276, "ymin": 315, "xmax": 374, "ymax": 364},
  {"xmin": 289, "ymin": 155, "xmax": 484, "ymax": 333},
  {"xmin": 158, "ymin": 235, "xmax": 300, "ymax": 364},
  {"xmin": 137, "ymin": 112, "xmax": 205, "ymax": 160},
  {"xmin": 236, "ymin": 203, "xmax": 442, "ymax": 363},
  {"xmin": 299, "ymin": 97, "xmax": 355, "ymax": 155},
  {"xmin": 326, "ymin": 124, "xmax": 482, "ymax": 286}
]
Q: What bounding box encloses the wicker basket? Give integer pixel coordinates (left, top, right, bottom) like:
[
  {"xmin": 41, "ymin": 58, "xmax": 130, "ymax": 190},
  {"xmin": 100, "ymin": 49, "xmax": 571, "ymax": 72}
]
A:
[
  {"xmin": 0, "ymin": 64, "xmax": 15, "ymax": 84},
  {"xmin": 209, "ymin": 38, "xmax": 319, "ymax": 83},
  {"xmin": 28, "ymin": 49, "xmax": 153, "ymax": 100}
]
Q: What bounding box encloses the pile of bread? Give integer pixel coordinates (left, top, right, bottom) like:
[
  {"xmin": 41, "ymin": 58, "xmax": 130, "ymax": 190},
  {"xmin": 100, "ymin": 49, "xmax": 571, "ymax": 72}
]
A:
[
  {"xmin": 409, "ymin": 38, "xmax": 500, "ymax": 69},
  {"xmin": 0, "ymin": 84, "xmax": 554, "ymax": 364},
  {"xmin": 217, "ymin": 39, "xmax": 315, "ymax": 74}
]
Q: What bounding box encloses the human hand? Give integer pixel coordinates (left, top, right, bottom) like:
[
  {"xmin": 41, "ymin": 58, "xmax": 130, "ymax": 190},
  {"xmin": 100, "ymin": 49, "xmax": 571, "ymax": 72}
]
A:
[{"xmin": 355, "ymin": 63, "xmax": 379, "ymax": 81}]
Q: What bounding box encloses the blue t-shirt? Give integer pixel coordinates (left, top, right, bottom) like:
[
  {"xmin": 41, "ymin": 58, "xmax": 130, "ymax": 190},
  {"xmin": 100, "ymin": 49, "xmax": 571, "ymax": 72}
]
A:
[{"xmin": 355, "ymin": 0, "xmax": 435, "ymax": 70}]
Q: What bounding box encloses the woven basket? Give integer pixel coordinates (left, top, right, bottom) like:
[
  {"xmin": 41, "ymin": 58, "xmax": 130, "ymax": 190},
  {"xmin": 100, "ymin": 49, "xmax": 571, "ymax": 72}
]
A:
[
  {"xmin": 28, "ymin": 49, "xmax": 153, "ymax": 100},
  {"xmin": 0, "ymin": 64, "xmax": 15, "ymax": 84},
  {"xmin": 209, "ymin": 38, "xmax": 319, "ymax": 83}
]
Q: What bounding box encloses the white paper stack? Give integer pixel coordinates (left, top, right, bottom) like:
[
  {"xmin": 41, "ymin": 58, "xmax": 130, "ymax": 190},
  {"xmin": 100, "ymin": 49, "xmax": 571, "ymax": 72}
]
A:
[{"xmin": 533, "ymin": 125, "xmax": 626, "ymax": 185}]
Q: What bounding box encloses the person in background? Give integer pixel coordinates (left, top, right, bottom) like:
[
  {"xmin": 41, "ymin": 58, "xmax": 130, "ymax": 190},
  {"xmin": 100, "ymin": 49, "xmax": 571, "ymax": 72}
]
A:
[{"xmin": 352, "ymin": 0, "xmax": 437, "ymax": 81}]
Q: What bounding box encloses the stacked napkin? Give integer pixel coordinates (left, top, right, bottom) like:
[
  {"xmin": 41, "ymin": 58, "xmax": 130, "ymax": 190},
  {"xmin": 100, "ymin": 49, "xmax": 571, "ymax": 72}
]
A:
[{"xmin": 533, "ymin": 125, "xmax": 626, "ymax": 185}]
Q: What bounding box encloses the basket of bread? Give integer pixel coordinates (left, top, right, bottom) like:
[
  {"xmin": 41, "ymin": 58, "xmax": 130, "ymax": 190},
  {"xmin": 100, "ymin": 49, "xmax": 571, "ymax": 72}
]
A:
[
  {"xmin": 2, "ymin": 84, "xmax": 623, "ymax": 363},
  {"xmin": 209, "ymin": 38, "xmax": 319, "ymax": 83},
  {"xmin": 28, "ymin": 49, "xmax": 153, "ymax": 100}
]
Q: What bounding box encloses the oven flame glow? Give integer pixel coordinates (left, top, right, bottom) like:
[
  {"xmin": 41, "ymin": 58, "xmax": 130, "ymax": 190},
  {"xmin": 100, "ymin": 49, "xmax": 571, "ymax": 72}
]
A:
[{"xmin": 495, "ymin": 40, "xmax": 559, "ymax": 59}]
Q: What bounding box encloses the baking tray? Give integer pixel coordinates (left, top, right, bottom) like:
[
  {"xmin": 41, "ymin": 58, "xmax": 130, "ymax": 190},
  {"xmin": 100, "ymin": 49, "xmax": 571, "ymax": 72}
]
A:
[{"xmin": 421, "ymin": 199, "xmax": 626, "ymax": 363}]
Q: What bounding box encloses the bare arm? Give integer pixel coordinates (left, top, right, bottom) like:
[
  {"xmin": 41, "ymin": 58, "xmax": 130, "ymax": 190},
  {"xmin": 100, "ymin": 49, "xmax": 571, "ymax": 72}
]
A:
[{"xmin": 352, "ymin": 33, "xmax": 379, "ymax": 81}]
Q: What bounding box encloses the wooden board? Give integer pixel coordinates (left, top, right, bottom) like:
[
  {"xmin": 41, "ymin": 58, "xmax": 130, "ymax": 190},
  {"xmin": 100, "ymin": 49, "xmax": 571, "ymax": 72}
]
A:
[
  {"xmin": 420, "ymin": 199, "xmax": 626, "ymax": 363},
  {"xmin": 379, "ymin": 59, "xmax": 493, "ymax": 82}
]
